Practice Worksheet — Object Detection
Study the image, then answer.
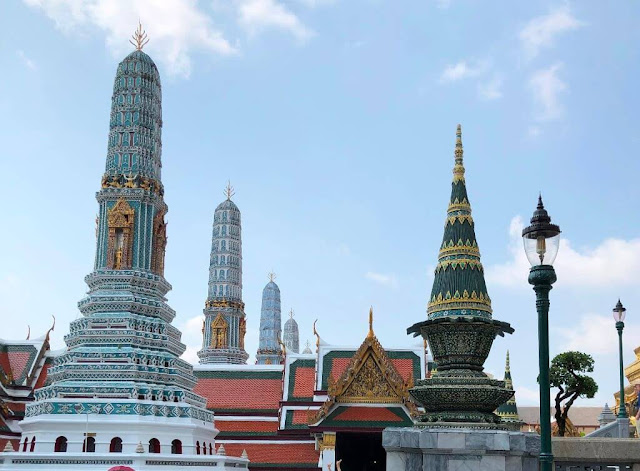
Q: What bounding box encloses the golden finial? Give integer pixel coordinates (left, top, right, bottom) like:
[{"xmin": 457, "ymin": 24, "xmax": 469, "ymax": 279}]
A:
[
  {"xmin": 313, "ymin": 319, "xmax": 320, "ymax": 348},
  {"xmin": 367, "ymin": 306, "xmax": 374, "ymax": 339},
  {"xmin": 506, "ymin": 350, "xmax": 510, "ymax": 372},
  {"xmin": 453, "ymin": 123, "xmax": 465, "ymax": 182},
  {"xmin": 289, "ymin": 309, "xmax": 294, "ymax": 319},
  {"xmin": 130, "ymin": 21, "xmax": 149, "ymax": 51},
  {"xmin": 268, "ymin": 271, "xmax": 276, "ymax": 282},
  {"xmin": 224, "ymin": 181, "xmax": 235, "ymax": 200},
  {"xmin": 278, "ymin": 335, "xmax": 287, "ymax": 358}
]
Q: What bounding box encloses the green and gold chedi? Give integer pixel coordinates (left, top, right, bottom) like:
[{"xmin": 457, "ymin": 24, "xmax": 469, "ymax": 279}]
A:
[{"xmin": 408, "ymin": 125, "xmax": 514, "ymax": 426}]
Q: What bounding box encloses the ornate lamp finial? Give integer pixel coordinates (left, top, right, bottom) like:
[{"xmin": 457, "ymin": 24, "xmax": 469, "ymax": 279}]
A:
[
  {"xmin": 224, "ymin": 181, "xmax": 235, "ymax": 200},
  {"xmin": 130, "ymin": 21, "xmax": 149, "ymax": 51},
  {"xmin": 268, "ymin": 271, "xmax": 276, "ymax": 282},
  {"xmin": 367, "ymin": 306, "xmax": 374, "ymax": 338}
]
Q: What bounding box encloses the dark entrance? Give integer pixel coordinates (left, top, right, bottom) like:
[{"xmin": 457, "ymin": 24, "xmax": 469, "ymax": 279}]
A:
[{"xmin": 336, "ymin": 432, "xmax": 385, "ymax": 471}]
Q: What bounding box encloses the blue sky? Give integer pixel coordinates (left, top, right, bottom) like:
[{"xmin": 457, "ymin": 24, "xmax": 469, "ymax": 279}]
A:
[{"xmin": 1, "ymin": 0, "xmax": 640, "ymax": 408}]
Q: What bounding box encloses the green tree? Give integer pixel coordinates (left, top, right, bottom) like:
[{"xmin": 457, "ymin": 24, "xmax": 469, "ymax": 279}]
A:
[{"xmin": 548, "ymin": 351, "xmax": 598, "ymax": 437}]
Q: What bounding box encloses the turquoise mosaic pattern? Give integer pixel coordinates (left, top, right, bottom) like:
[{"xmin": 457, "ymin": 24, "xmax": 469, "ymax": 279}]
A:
[
  {"xmin": 27, "ymin": 48, "xmax": 213, "ymax": 426},
  {"xmin": 106, "ymin": 50, "xmax": 162, "ymax": 181}
]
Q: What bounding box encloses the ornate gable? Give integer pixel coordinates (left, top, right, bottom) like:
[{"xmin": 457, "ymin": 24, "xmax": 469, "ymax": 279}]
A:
[{"xmin": 315, "ymin": 309, "xmax": 416, "ymax": 422}]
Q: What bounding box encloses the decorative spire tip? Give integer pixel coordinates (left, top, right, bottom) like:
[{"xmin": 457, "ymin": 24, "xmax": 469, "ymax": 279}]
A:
[
  {"xmin": 130, "ymin": 21, "xmax": 149, "ymax": 51},
  {"xmin": 289, "ymin": 308, "xmax": 294, "ymax": 319},
  {"xmin": 225, "ymin": 181, "xmax": 235, "ymax": 200},
  {"xmin": 268, "ymin": 271, "xmax": 276, "ymax": 282},
  {"xmin": 367, "ymin": 306, "xmax": 374, "ymax": 338}
]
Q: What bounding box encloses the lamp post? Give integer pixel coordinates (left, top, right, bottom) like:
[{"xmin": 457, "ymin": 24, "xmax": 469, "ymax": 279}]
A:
[
  {"xmin": 523, "ymin": 195, "xmax": 561, "ymax": 471},
  {"xmin": 613, "ymin": 300, "xmax": 627, "ymax": 418}
]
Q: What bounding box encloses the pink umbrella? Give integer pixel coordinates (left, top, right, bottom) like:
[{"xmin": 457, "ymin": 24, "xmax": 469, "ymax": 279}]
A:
[{"xmin": 107, "ymin": 467, "xmax": 136, "ymax": 471}]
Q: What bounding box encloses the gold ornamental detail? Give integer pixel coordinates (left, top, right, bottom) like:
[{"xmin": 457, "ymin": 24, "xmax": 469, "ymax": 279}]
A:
[
  {"xmin": 106, "ymin": 198, "xmax": 135, "ymax": 270},
  {"xmin": 434, "ymin": 258, "xmax": 484, "ymax": 272},
  {"xmin": 446, "ymin": 215, "xmax": 474, "ymax": 227},
  {"xmin": 319, "ymin": 432, "xmax": 336, "ymax": 451},
  {"xmin": 438, "ymin": 242, "xmax": 480, "ymax": 258},
  {"xmin": 205, "ymin": 299, "xmax": 245, "ymax": 309},
  {"xmin": 101, "ymin": 174, "xmax": 164, "ymax": 197},
  {"xmin": 210, "ymin": 313, "xmax": 228, "ymax": 349},
  {"xmin": 314, "ymin": 308, "xmax": 417, "ymax": 422}
]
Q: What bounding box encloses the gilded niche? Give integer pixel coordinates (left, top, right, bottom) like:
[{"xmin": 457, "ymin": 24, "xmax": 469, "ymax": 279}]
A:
[
  {"xmin": 210, "ymin": 314, "xmax": 228, "ymax": 349},
  {"xmin": 239, "ymin": 317, "xmax": 246, "ymax": 350},
  {"xmin": 106, "ymin": 198, "xmax": 135, "ymax": 270},
  {"xmin": 151, "ymin": 210, "xmax": 167, "ymax": 276}
]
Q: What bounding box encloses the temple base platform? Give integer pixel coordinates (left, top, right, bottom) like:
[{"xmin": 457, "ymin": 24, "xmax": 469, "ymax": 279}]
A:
[{"xmin": 383, "ymin": 427, "xmax": 540, "ymax": 471}]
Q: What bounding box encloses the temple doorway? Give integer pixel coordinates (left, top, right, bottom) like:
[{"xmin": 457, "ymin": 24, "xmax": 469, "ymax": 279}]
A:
[{"xmin": 336, "ymin": 432, "xmax": 385, "ymax": 471}]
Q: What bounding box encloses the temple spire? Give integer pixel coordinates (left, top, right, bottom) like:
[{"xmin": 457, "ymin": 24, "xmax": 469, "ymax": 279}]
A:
[
  {"xmin": 427, "ymin": 124, "xmax": 492, "ymax": 320},
  {"xmin": 283, "ymin": 308, "xmax": 300, "ymax": 354},
  {"xmin": 225, "ymin": 181, "xmax": 235, "ymax": 200},
  {"xmin": 453, "ymin": 123, "xmax": 465, "ymax": 182},
  {"xmin": 256, "ymin": 274, "xmax": 283, "ymax": 365},
  {"xmin": 496, "ymin": 350, "xmax": 521, "ymax": 425},
  {"xmin": 198, "ymin": 187, "xmax": 248, "ymax": 364}
]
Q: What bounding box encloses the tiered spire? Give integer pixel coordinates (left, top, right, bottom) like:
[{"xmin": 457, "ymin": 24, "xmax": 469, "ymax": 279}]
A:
[
  {"xmin": 198, "ymin": 184, "xmax": 248, "ymax": 364},
  {"xmin": 256, "ymin": 273, "xmax": 283, "ymax": 365},
  {"xmin": 283, "ymin": 309, "xmax": 300, "ymax": 354},
  {"xmin": 496, "ymin": 351, "xmax": 521, "ymax": 423},
  {"xmin": 22, "ymin": 37, "xmax": 216, "ymax": 454},
  {"xmin": 427, "ymin": 125, "xmax": 492, "ymax": 320}
]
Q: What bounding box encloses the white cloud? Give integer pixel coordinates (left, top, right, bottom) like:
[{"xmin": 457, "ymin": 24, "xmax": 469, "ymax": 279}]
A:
[
  {"xmin": 24, "ymin": 0, "xmax": 237, "ymax": 78},
  {"xmin": 440, "ymin": 60, "xmax": 485, "ymax": 83},
  {"xmin": 519, "ymin": 6, "xmax": 584, "ymax": 60},
  {"xmin": 365, "ymin": 271, "xmax": 398, "ymax": 287},
  {"xmin": 529, "ymin": 63, "xmax": 566, "ymax": 121},
  {"xmin": 17, "ymin": 50, "xmax": 37, "ymax": 70},
  {"xmin": 237, "ymin": 0, "xmax": 314, "ymax": 41},
  {"xmin": 486, "ymin": 216, "xmax": 640, "ymax": 289},
  {"xmin": 296, "ymin": 0, "xmax": 336, "ymax": 6},
  {"xmin": 555, "ymin": 313, "xmax": 640, "ymax": 355},
  {"xmin": 478, "ymin": 76, "xmax": 503, "ymax": 100}
]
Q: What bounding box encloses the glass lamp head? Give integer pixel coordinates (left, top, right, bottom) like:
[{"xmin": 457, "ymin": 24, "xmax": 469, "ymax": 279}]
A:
[
  {"xmin": 522, "ymin": 195, "xmax": 561, "ymax": 266},
  {"xmin": 613, "ymin": 299, "xmax": 626, "ymax": 323}
]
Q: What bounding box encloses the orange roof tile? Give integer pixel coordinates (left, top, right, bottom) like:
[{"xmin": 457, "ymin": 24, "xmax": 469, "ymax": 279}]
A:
[
  {"xmin": 223, "ymin": 442, "xmax": 319, "ymax": 467},
  {"xmin": 194, "ymin": 370, "xmax": 283, "ymax": 412},
  {"xmin": 216, "ymin": 420, "xmax": 279, "ymax": 434},
  {"xmin": 292, "ymin": 367, "xmax": 315, "ymax": 399}
]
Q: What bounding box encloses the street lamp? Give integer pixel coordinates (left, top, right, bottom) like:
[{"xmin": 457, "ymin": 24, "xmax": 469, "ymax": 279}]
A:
[
  {"xmin": 523, "ymin": 195, "xmax": 561, "ymax": 471},
  {"xmin": 613, "ymin": 300, "xmax": 627, "ymax": 418}
]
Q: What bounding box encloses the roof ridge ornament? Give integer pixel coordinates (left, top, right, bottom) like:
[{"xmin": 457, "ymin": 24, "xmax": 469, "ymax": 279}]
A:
[
  {"xmin": 130, "ymin": 21, "xmax": 149, "ymax": 51},
  {"xmin": 368, "ymin": 306, "xmax": 374, "ymax": 339},
  {"xmin": 225, "ymin": 180, "xmax": 235, "ymax": 200}
]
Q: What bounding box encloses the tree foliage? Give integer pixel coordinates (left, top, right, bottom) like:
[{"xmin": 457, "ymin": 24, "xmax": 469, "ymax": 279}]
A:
[{"xmin": 548, "ymin": 351, "xmax": 598, "ymax": 437}]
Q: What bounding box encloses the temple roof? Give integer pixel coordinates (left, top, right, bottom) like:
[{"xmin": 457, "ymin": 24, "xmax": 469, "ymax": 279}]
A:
[
  {"xmin": 317, "ymin": 405, "xmax": 413, "ymax": 430},
  {"xmin": 193, "ymin": 367, "xmax": 283, "ymax": 414},
  {"xmin": 222, "ymin": 442, "xmax": 319, "ymax": 469},
  {"xmin": 428, "ymin": 124, "xmax": 492, "ymax": 320},
  {"xmin": 215, "ymin": 198, "xmax": 240, "ymax": 212}
]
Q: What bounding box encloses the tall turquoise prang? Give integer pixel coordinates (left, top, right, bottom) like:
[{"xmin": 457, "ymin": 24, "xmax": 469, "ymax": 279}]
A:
[
  {"xmin": 256, "ymin": 274, "xmax": 283, "ymax": 365},
  {"xmin": 198, "ymin": 185, "xmax": 249, "ymax": 364},
  {"xmin": 19, "ymin": 44, "xmax": 217, "ymax": 454},
  {"xmin": 408, "ymin": 125, "xmax": 514, "ymax": 426}
]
